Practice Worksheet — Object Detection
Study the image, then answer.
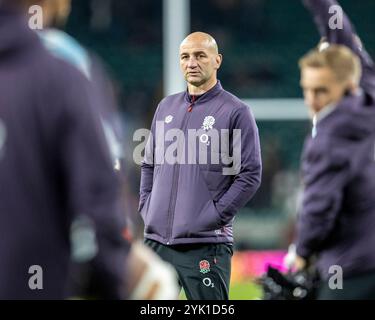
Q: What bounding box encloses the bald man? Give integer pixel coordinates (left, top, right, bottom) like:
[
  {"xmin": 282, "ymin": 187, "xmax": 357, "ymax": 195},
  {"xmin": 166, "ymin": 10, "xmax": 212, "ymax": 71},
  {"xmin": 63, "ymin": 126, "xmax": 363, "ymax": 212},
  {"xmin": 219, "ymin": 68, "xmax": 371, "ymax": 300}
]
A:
[{"xmin": 139, "ymin": 32, "xmax": 262, "ymax": 299}]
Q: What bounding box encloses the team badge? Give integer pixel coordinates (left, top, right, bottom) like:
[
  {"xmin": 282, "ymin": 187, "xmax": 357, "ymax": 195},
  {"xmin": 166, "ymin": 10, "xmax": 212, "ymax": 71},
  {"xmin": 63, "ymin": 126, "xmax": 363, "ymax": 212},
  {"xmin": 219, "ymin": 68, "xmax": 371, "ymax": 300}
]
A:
[
  {"xmin": 199, "ymin": 260, "xmax": 211, "ymax": 274},
  {"xmin": 202, "ymin": 116, "xmax": 215, "ymax": 131}
]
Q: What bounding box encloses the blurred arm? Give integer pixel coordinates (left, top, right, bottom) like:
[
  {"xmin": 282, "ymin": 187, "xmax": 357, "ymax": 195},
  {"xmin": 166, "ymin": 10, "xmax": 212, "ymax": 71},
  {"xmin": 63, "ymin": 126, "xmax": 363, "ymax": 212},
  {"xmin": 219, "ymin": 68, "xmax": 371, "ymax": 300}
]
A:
[
  {"xmin": 139, "ymin": 106, "xmax": 160, "ymax": 212},
  {"xmin": 303, "ymin": 0, "xmax": 375, "ymax": 97},
  {"xmin": 127, "ymin": 241, "xmax": 179, "ymax": 300}
]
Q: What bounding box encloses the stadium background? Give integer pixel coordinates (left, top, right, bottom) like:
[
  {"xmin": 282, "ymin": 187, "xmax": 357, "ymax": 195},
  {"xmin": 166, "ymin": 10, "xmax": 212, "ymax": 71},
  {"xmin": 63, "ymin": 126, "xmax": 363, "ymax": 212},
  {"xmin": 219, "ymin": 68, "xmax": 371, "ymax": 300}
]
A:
[{"xmin": 63, "ymin": 0, "xmax": 375, "ymax": 299}]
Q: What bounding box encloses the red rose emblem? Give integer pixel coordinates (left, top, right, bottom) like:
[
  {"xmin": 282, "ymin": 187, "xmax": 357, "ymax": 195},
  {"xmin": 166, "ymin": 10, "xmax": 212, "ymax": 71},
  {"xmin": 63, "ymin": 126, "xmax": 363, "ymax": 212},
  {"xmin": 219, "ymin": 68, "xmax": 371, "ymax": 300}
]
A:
[{"xmin": 199, "ymin": 260, "xmax": 210, "ymax": 274}]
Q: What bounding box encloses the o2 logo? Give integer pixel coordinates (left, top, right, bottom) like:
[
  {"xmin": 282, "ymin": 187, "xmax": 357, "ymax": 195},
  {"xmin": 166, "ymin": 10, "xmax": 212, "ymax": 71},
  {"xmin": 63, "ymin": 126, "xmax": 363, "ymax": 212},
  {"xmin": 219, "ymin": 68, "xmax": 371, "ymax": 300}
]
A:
[{"xmin": 202, "ymin": 277, "xmax": 215, "ymax": 288}]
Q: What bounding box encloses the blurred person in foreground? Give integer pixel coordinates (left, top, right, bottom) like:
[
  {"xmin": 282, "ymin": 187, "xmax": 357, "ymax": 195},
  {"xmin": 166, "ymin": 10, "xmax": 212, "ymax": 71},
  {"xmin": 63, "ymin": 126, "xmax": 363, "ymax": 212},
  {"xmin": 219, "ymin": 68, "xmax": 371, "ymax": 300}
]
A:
[
  {"xmin": 35, "ymin": 0, "xmax": 125, "ymax": 173},
  {"xmin": 139, "ymin": 32, "xmax": 262, "ymax": 299},
  {"xmin": 30, "ymin": 0, "xmax": 144, "ymax": 239},
  {"xmin": 0, "ymin": 0, "xmax": 178, "ymax": 299},
  {"xmin": 293, "ymin": 0, "xmax": 375, "ymax": 299}
]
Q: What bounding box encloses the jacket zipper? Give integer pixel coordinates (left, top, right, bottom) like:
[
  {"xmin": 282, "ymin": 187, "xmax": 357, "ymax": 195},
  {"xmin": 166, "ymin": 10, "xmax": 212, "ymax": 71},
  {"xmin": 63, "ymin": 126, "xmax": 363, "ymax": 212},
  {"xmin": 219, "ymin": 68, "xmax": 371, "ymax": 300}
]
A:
[{"xmin": 165, "ymin": 96, "xmax": 196, "ymax": 244}]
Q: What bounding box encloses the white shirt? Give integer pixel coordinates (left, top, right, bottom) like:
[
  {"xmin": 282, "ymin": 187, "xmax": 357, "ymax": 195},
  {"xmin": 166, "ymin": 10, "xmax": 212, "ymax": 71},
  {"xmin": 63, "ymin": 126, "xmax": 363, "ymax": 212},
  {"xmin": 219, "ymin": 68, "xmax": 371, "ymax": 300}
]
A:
[{"xmin": 311, "ymin": 104, "xmax": 337, "ymax": 138}]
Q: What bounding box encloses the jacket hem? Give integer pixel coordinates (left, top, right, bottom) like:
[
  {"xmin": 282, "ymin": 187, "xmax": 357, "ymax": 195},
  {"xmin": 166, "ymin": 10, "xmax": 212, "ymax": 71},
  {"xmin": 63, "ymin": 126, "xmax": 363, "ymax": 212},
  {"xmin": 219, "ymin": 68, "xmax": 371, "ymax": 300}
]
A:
[{"xmin": 144, "ymin": 233, "xmax": 233, "ymax": 245}]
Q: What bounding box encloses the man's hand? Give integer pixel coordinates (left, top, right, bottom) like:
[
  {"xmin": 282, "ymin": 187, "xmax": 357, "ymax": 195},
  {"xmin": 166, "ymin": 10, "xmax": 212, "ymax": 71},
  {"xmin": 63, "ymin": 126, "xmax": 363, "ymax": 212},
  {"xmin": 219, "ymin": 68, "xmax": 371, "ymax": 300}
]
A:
[
  {"xmin": 294, "ymin": 255, "xmax": 307, "ymax": 271},
  {"xmin": 284, "ymin": 245, "xmax": 308, "ymax": 271}
]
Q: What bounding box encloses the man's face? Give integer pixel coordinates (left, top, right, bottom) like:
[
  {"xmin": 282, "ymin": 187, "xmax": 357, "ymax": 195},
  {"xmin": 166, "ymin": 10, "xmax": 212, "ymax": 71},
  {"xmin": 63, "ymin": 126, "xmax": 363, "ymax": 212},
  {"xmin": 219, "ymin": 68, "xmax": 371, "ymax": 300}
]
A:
[
  {"xmin": 300, "ymin": 67, "xmax": 349, "ymax": 115},
  {"xmin": 179, "ymin": 39, "xmax": 222, "ymax": 88}
]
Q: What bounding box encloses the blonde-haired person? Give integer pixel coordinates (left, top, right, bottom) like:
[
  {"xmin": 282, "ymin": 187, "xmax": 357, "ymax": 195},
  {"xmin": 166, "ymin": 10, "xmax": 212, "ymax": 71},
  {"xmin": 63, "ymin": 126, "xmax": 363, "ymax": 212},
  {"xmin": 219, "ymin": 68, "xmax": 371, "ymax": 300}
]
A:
[
  {"xmin": 299, "ymin": 44, "xmax": 362, "ymax": 119},
  {"xmin": 293, "ymin": 0, "xmax": 375, "ymax": 300}
]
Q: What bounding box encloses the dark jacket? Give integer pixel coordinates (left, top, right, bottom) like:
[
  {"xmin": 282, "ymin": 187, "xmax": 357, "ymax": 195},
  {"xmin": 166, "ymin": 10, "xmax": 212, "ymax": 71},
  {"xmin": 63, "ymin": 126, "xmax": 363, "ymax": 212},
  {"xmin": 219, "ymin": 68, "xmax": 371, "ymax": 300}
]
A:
[
  {"xmin": 0, "ymin": 9, "xmax": 128, "ymax": 299},
  {"xmin": 139, "ymin": 82, "xmax": 262, "ymax": 245},
  {"xmin": 297, "ymin": 0, "xmax": 375, "ymax": 280}
]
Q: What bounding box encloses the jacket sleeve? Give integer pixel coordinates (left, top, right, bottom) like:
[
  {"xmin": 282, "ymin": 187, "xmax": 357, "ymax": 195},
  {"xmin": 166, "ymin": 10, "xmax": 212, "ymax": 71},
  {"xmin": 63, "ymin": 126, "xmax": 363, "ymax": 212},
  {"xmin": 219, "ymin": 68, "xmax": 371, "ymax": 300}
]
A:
[
  {"xmin": 302, "ymin": 0, "xmax": 375, "ymax": 98},
  {"xmin": 296, "ymin": 138, "xmax": 351, "ymax": 259},
  {"xmin": 214, "ymin": 105, "xmax": 262, "ymax": 225},
  {"xmin": 138, "ymin": 104, "xmax": 160, "ymax": 212}
]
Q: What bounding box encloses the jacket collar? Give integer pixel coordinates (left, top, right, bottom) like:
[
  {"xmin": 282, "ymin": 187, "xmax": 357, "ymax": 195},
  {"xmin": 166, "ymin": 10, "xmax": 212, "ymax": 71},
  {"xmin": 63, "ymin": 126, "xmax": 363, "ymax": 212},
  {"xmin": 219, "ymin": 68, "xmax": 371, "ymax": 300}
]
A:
[
  {"xmin": 314, "ymin": 93, "xmax": 375, "ymax": 141},
  {"xmin": 184, "ymin": 80, "xmax": 223, "ymax": 104}
]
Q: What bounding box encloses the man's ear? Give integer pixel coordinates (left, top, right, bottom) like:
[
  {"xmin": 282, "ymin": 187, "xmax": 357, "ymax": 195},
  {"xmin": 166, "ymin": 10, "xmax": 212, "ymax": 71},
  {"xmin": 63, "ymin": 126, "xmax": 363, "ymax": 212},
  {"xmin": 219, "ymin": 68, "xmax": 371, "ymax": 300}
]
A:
[
  {"xmin": 346, "ymin": 80, "xmax": 359, "ymax": 95},
  {"xmin": 215, "ymin": 54, "xmax": 223, "ymax": 70}
]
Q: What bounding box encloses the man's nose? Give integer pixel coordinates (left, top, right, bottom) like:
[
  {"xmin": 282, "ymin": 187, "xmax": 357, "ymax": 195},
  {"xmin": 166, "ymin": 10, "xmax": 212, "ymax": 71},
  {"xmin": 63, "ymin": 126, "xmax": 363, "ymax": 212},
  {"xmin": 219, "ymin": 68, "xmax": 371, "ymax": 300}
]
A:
[
  {"xmin": 187, "ymin": 57, "xmax": 198, "ymax": 68},
  {"xmin": 304, "ymin": 92, "xmax": 315, "ymax": 108}
]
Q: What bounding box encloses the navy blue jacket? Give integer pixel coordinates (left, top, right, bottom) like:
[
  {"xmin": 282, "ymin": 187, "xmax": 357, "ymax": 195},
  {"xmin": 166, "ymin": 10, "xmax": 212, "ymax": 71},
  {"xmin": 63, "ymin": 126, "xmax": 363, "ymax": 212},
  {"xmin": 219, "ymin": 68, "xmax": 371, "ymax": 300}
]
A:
[
  {"xmin": 297, "ymin": 0, "xmax": 375, "ymax": 280},
  {"xmin": 0, "ymin": 9, "xmax": 129, "ymax": 298}
]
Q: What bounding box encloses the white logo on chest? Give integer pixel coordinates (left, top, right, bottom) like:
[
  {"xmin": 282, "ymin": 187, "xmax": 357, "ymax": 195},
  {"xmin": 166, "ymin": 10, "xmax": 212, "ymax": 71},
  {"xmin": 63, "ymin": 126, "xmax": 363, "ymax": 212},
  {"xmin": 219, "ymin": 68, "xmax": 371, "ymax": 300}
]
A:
[
  {"xmin": 165, "ymin": 115, "xmax": 173, "ymax": 124},
  {"xmin": 202, "ymin": 116, "xmax": 215, "ymax": 131},
  {"xmin": 200, "ymin": 116, "xmax": 215, "ymax": 146}
]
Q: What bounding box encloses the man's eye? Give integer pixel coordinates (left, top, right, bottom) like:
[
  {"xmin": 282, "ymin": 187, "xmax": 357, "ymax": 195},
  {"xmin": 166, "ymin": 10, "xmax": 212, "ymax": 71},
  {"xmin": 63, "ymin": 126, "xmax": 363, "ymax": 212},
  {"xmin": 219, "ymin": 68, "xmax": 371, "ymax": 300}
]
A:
[{"xmin": 316, "ymin": 88, "xmax": 328, "ymax": 94}]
